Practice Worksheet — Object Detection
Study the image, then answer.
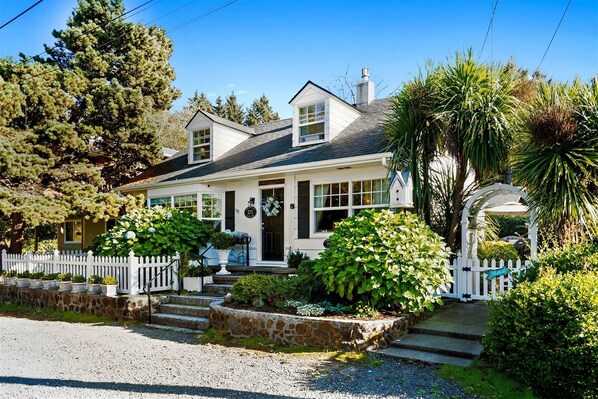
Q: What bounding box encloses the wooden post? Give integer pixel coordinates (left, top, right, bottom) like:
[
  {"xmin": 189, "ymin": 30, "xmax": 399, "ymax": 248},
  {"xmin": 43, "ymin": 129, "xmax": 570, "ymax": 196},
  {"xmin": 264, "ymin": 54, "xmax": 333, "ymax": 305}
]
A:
[
  {"xmin": 25, "ymin": 250, "xmax": 32, "ymax": 273},
  {"xmin": 86, "ymin": 250, "xmax": 93, "ymax": 280},
  {"xmin": 129, "ymin": 251, "xmax": 139, "ymax": 295},
  {"xmin": 53, "ymin": 249, "xmax": 59, "ymax": 274},
  {"xmin": 173, "ymin": 252, "xmax": 180, "ymax": 293},
  {"xmin": 1, "ymin": 249, "xmax": 6, "ymax": 271}
]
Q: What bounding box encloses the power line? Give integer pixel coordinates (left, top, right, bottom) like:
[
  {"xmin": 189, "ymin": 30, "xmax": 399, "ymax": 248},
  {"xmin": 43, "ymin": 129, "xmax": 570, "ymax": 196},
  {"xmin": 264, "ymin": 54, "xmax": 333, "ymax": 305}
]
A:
[
  {"xmin": 166, "ymin": 0, "xmax": 239, "ymax": 34},
  {"xmin": 535, "ymin": 0, "xmax": 572, "ymax": 73},
  {"xmin": 0, "ymin": 0, "xmax": 44, "ymax": 30},
  {"xmin": 478, "ymin": 0, "xmax": 499, "ymax": 61}
]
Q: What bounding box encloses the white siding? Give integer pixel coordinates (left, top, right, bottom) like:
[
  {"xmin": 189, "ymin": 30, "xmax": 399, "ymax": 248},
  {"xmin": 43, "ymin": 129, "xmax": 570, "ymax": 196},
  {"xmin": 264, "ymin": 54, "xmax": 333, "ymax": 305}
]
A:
[
  {"xmin": 212, "ymin": 124, "xmax": 251, "ymax": 160},
  {"xmin": 328, "ymin": 96, "xmax": 361, "ymax": 141}
]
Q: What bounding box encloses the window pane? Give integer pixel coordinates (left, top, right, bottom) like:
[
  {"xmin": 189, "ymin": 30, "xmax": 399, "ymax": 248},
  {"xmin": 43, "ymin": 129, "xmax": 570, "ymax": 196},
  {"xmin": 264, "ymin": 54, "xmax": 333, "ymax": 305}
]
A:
[
  {"xmin": 340, "ymin": 193, "xmax": 349, "ymax": 206},
  {"xmin": 149, "ymin": 197, "xmax": 171, "ymax": 208},
  {"xmin": 299, "ymin": 123, "xmax": 325, "ymax": 142},
  {"xmin": 65, "ymin": 221, "xmax": 82, "ymax": 242},
  {"xmin": 202, "ymin": 220, "xmax": 221, "ymax": 232},
  {"xmin": 314, "ymin": 196, "xmax": 322, "ymax": 208},
  {"xmin": 353, "ymin": 194, "xmax": 361, "ymax": 206},
  {"xmin": 315, "ymin": 210, "xmax": 348, "ymax": 233},
  {"xmin": 201, "ymin": 194, "xmax": 222, "ymax": 219},
  {"xmin": 193, "ymin": 146, "xmax": 210, "ymax": 161},
  {"xmin": 174, "ymin": 194, "xmax": 197, "ymax": 216},
  {"xmin": 352, "ymin": 179, "xmax": 389, "ymax": 206}
]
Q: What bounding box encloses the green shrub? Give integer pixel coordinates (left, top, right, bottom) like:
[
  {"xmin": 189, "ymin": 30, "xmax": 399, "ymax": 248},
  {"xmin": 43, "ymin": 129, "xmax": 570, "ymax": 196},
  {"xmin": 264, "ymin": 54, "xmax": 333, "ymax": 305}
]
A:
[
  {"xmin": 103, "ymin": 275, "xmax": 117, "ymax": 285},
  {"xmin": 88, "ymin": 275, "xmax": 103, "ymax": 284},
  {"xmin": 478, "ymin": 241, "xmax": 520, "ymax": 262},
  {"xmin": 210, "ymin": 231, "xmax": 236, "ymax": 249},
  {"xmin": 484, "ymin": 270, "xmax": 598, "ymax": 399},
  {"xmin": 231, "ymin": 274, "xmax": 294, "ymax": 307},
  {"xmin": 30, "ymin": 272, "xmax": 44, "ymax": 279},
  {"xmin": 287, "ymin": 249, "xmax": 309, "ymax": 269},
  {"xmin": 292, "ymin": 260, "xmax": 331, "ymax": 303},
  {"xmin": 16, "ymin": 271, "xmax": 30, "ymax": 278},
  {"xmin": 518, "ymin": 243, "xmax": 598, "ymax": 283},
  {"xmin": 57, "ymin": 272, "xmax": 71, "ymax": 282},
  {"xmin": 89, "ymin": 207, "xmax": 212, "ymax": 257},
  {"xmin": 6, "ymin": 270, "xmax": 17, "ymax": 277},
  {"xmin": 184, "ymin": 264, "xmax": 212, "ymax": 277},
  {"xmin": 488, "ymin": 215, "xmax": 528, "ymax": 238},
  {"xmin": 72, "ymin": 274, "xmax": 86, "ymax": 283},
  {"xmin": 314, "ymin": 209, "xmax": 451, "ymax": 314}
]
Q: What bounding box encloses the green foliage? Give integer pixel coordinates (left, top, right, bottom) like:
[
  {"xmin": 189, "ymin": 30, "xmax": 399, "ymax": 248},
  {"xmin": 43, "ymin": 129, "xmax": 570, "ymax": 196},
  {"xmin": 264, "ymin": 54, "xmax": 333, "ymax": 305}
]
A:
[
  {"xmin": 57, "ymin": 272, "xmax": 72, "ymax": 282},
  {"xmin": 478, "ymin": 241, "xmax": 520, "ymax": 262},
  {"xmin": 0, "ymin": 302, "xmax": 116, "ymax": 324},
  {"xmin": 291, "ymin": 260, "xmax": 331, "ymax": 303},
  {"xmin": 518, "ymin": 243, "xmax": 598, "ymax": 283},
  {"xmin": 244, "ymin": 94, "xmax": 280, "ymax": 126},
  {"xmin": 286, "ymin": 249, "xmax": 310, "ymax": 269},
  {"xmin": 488, "ymin": 215, "xmax": 528, "ymax": 238},
  {"xmin": 314, "ymin": 209, "xmax": 452, "ymax": 314},
  {"xmin": 91, "ymin": 207, "xmax": 211, "ymax": 257},
  {"xmin": 72, "ymin": 274, "xmax": 86, "ymax": 283},
  {"xmin": 6, "ymin": 270, "xmax": 17, "ymax": 277},
  {"xmin": 220, "ymin": 92, "xmax": 245, "ymax": 124},
  {"xmin": 103, "ymin": 275, "xmax": 117, "ymax": 285},
  {"xmin": 16, "ymin": 271, "xmax": 30, "ymax": 278},
  {"xmin": 484, "ymin": 270, "xmax": 598, "ymax": 399},
  {"xmin": 296, "ymin": 303, "xmax": 325, "ymax": 316},
  {"xmin": 231, "ymin": 274, "xmax": 294, "ymax": 307},
  {"xmin": 88, "ymin": 275, "xmax": 103, "ymax": 284},
  {"xmin": 210, "ymin": 231, "xmax": 236, "ymax": 250},
  {"xmin": 30, "ymin": 272, "xmax": 44, "ymax": 279}
]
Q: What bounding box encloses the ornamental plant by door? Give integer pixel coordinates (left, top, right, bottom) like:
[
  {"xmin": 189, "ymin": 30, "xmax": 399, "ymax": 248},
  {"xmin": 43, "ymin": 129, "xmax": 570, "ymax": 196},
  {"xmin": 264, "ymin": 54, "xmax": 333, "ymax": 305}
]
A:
[
  {"xmin": 211, "ymin": 231, "xmax": 236, "ymax": 275},
  {"xmin": 182, "ymin": 262, "xmax": 213, "ymax": 292}
]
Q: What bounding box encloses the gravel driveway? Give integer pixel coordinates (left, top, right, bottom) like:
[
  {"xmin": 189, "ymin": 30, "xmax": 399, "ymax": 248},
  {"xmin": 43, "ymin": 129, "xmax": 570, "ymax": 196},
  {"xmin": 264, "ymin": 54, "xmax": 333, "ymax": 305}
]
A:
[{"xmin": 0, "ymin": 317, "xmax": 476, "ymax": 399}]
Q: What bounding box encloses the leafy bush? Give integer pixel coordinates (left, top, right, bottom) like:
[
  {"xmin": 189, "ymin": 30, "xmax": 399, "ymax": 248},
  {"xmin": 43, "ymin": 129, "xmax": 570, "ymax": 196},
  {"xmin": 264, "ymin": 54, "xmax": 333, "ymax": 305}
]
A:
[
  {"xmin": 484, "ymin": 270, "xmax": 598, "ymax": 399},
  {"xmin": 477, "ymin": 241, "xmax": 520, "ymax": 262},
  {"xmin": 184, "ymin": 263, "xmax": 212, "ymax": 277},
  {"xmin": 231, "ymin": 274, "xmax": 294, "ymax": 307},
  {"xmin": 88, "ymin": 275, "xmax": 103, "ymax": 284},
  {"xmin": 287, "ymin": 249, "xmax": 309, "ymax": 269},
  {"xmin": 72, "ymin": 274, "xmax": 86, "ymax": 283},
  {"xmin": 6, "ymin": 270, "xmax": 17, "ymax": 277},
  {"xmin": 57, "ymin": 272, "xmax": 71, "ymax": 282},
  {"xmin": 210, "ymin": 231, "xmax": 236, "ymax": 249},
  {"xmin": 103, "ymin": 275, "xmax": 117, "ymax": 285},
  {"xmin": 296, "ymin": 303, "xmax": 325, "ymax": 316},
  {"xmin": 314, "ymin": 209, "xmax": 451, "ymax": 314},
  {"xmin": 518, "ymin": 242, "xmax": 598, "ymax": 283},
  {"xmin": 291, "ymin": 260, "xmax": 331, "ymax": 303},
  {"xmin": 488, "ymin": 215, "xmax": 528, "ymax": 238},
  {"xmin": 90, "ymin": 207, "xmax": 212, "ymax": 257},
  {"xmin": 30, "ymin": 272, "xmax": 44, "ymax": 279},
  {"xmin": 16, "ymin": 271, "xmax": 30, "ymax": 278}
]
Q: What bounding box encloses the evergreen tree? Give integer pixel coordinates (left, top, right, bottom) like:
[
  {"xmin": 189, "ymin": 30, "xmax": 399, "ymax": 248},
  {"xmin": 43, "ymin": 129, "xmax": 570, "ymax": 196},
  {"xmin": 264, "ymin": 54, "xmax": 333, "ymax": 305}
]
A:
[
  {"xmin": 184, "ymin": 90, "xmax": 215, "ymax": 114},
  {"xmin": 221, "ymin": 92, "xmax": 244, "ymax": 124},
  {"xmin": 45, "ymin": 0, "xmax": 180, "ymax": 189},
  {"xmin": 213, "ymin": 96, "xmax": 225, "ymax": 118},
  {"xmin": 244, "ymin": 94, "xmax": 280, "ymax": 125}
]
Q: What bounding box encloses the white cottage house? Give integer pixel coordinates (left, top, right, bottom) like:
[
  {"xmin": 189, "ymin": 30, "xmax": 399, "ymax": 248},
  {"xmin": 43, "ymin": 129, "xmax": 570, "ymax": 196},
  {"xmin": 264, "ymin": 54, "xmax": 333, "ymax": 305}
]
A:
[{"xmin": 117, "ymin": 70, "xmax": 412, "ymax": 266}]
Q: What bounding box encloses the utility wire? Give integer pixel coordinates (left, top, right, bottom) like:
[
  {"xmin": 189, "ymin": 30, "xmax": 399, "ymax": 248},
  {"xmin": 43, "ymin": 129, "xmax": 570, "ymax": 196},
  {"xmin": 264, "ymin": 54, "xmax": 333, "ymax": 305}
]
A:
[
  {"xmin": 0, "ymin": 0, "xmax": 44, "ymax": 30},
  {"xmin": 478, "ymin": 0, "xmax": 499, "ymax": 61},
  {"xmin": 535, "ymin": 0, "xmax": 572, "ymax": 73}
]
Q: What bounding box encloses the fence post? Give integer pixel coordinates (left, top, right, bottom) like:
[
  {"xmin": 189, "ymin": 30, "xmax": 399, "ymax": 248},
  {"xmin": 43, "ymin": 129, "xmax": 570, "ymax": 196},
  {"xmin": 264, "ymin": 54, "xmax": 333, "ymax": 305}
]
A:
[
  {"xmin": 53, "ymin": 249, "xmax": 59, "ymax": 274},
  {"xmin": 25, "ymin": 250, "xmax": 32, "ymax": 273},
  {"xmin": 129, "ymin": 251, "xmax": 139, "ymax": 295},
  {"xmin": 456, "ymin": 253, "xmax": 465, "ymax": 301},
  {"xmin": 1, "ymin": 249, "xmax": 6, "ymax": 271},
  {"xmin": 86, "ymin": 250, "xmax": 93, "ymax": 280},
  {"xmin": 173, "ymin": 252, "xmax": 180, "ymax": 293}
]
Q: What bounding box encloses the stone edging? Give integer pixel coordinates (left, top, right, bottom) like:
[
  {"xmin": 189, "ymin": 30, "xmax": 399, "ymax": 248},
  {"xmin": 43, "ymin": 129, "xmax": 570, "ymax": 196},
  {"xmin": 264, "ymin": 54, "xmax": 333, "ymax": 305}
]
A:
[{"xmin": 209, "ymin": 300, "xmax": 422, "ymax": 351}]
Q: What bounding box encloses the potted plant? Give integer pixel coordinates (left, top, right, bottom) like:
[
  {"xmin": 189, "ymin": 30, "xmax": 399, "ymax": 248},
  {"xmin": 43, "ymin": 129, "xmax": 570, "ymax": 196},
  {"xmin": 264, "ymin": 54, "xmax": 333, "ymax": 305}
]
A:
[
  {"xmin": 87, "ymin": 275, "xmax": 103, "ymax": 294},
  {"xmin": 0, "ymin": 270, "xmax": 6, "ymax": 285},
  {"xmin": 29, "ymin": 272, "xmax": 44, "ymax": 289},
  {"xmin": 5, "ymin": 270, "xmax": 17, "ymax": 286},
  {"xmin": 183, "ymin": 261, "xmax": 213, "ymax": 292},
  {"xmin": 210, "ymin": 231, "xmax": 236, "ymax": 275},
  {"xmin": 102, "ymin": 275, "xmax": 118, "ymax": 296},
  {"xmin": 71, "ymin": 274, "xmax": 87, "ymax": 293},
  {"xmin": 41, "ymin": 273, "xmax": 58, "ymax": 290},
  {"xmin": 57, "ymin": 272, "xmax": 73, "ymax": 292},
  {"xmin": 16, "ymin": 270, "xmax": 30, "ymax": 288}
]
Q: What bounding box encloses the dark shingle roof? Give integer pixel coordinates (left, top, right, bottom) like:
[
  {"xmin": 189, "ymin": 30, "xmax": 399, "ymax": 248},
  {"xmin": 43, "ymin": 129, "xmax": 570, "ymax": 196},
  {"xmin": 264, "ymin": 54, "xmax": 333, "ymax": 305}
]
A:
[
  {"xmin": 185, "ymin": 109, "xmax": 255, "ymax": 135},
  {"xmin": 119, "ymin": 98, "xmax": 392, "ymax": 190}
]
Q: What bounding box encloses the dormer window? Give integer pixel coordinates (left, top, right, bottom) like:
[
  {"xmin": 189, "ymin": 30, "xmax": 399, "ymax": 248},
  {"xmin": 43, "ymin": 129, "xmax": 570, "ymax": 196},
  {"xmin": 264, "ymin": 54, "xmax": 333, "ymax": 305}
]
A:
[
  {"xmin": 192, "ymin": 128, "xmax": 211, "ymax": 162},
  {"xmin": 298, "ymin": 102, "xmax": 325, "ymax": 143}
]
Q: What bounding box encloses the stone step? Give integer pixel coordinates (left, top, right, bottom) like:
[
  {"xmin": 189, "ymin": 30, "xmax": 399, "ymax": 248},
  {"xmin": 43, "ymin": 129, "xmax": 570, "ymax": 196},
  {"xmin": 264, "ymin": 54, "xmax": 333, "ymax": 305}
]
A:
[
  {"xmin": 208, "ymin": 265, "xmax": 296, "ymax": 275},
  {"xmin": 212, "ymin": 274, "xmax": 245, "ymax": 284},
  {"xmin": 371, "ymin": 347, "xmax": 473, "ymax": 367},
  {"xmin": 391, "ymin": 334, "xmax": 483, "ymax": 359},
  {"xmin": 145, "ymin": 324, "xmax": 205, "ymax": 334},
  {"xmin": 410, "ymin": 321, "xmax": 485, "ymax": 341},
  {"xmin": 203, "ymin": 283, "xmax": 233, "ymax": 295},
  {"xmin": 150, "ymin": 313, "xmax": 210, "ymax": 331},
  {"xmin": 160, "ymin": 304, "xmax": 210, "ymax": 318},
  {"xmin": 168, "ymin": 295, "xmax": 221, "ymax": 307}
]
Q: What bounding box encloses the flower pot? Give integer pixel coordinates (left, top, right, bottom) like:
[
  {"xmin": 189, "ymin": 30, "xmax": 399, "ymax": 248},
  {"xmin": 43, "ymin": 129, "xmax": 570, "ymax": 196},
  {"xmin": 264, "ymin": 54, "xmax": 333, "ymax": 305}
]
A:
[
  {"xmin": 6, "ymin": 277, "xmax": 16, "ymax": 286},
  {"xmin": 183, "ymin": 276, "xmax": 214, "ymax": 292},
  {"xmin": 29, "ymin": 279, "xmax": 43, "ymax": 289},
  {"xmin": 87, "ymin": 283, "xmax": 102, "ymax": 294},
  {"xmin": 16, "ymin": 278, "xmax": 30, "ymax": 288},
  {"xmin": 42, "ymin": 280, "xmax": 57, "ymax": 290},
  {"xmin": 215, "ymin": 249, "xmax": 231, "ymax": 275},
  {"xmin": 58, "ymin": 281, "xmax": 72, "ymax": 292},
  {"xmin": 101, "ymin": 284, "xmax": 117, "ymax": 296},
  {"xmin": 71, "ymin": 282, "xmax": 87, "ymax": 294}
]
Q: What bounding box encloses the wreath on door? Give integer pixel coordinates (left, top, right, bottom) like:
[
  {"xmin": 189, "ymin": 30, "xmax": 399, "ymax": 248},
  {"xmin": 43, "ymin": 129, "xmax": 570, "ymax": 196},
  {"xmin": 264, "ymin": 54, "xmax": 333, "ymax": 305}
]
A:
[{"xmin": 262, "ymin": 196, "xmax": 281, "ymax": 217}]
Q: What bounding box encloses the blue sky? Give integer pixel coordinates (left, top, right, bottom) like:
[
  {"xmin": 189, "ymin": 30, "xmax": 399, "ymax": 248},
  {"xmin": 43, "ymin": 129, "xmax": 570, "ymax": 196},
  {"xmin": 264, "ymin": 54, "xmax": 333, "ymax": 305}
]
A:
[{"xmin": 1, "ymin": 0, "xmax": 597, "ymax": 118}]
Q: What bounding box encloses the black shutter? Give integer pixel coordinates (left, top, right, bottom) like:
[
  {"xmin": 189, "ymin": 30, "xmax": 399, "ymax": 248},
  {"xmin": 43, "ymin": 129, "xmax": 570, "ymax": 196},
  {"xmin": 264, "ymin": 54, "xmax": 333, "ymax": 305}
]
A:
[
  {"xmin": 297, "ymin": 181, "xmax": 310, "ymax": 239},
  {"xmin": 225, "ymin": 191, "xmax": 235, "ymax": 231}
]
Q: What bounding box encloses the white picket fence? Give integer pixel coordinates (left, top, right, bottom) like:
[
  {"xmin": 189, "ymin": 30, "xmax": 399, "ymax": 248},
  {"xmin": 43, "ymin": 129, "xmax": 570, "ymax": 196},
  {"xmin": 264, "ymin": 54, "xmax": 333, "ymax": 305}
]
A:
[
  {"xmin": 442, "ymin": 256, "xmax": 529, "ymax": 301},
  {"xmin": 1, "ymin": 250, "xmax": 179, "ymax": 295}
]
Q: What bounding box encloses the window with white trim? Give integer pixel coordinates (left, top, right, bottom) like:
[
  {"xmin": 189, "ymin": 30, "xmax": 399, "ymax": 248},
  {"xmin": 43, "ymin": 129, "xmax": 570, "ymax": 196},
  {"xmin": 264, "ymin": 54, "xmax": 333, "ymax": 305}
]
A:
[
  {"xmin": 64, "ymin": 221, "xmax": 82, "ymax": 243},
  {"xmin": 313, "ymin": 178, "xmax": 389, "ymax": 233},
  {"xmin": 192, "ymin": 128, "xmax": 211, "ymax": 162},
  {"xmin": 201, "ymin": 194, "xmax": 222, "ymax": 231},
  {"xmin": 174, "ymin": 194, "xmax": 197, "ymax": 216},
  {"xmin": 148, "ymin": 193, "xmax": 223, "ymax": 231},
  {"xmin": 298, "ymin": 102, "xmax": 325, "ymax": 143},
  {"xmin": 149, "ymin": 197, "xmax": 171, "ymax": 208}
]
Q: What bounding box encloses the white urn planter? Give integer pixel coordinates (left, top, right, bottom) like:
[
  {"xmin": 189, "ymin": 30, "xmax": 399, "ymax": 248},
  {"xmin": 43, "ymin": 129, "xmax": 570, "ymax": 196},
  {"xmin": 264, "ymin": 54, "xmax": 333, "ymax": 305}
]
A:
[
  {"xmin": 29, "ymin": 279, "xmax": 43, "ymax": 289},
  {"xmin": 5, "ymin": 277, "xmax": 16, "ymax": 286},
  {"xmin": 16, "ymin": 278, "xmax": 30, "ymax": 288},
  {"xmin": 215, "ymin": 249, "xmax": 231, "ymax": 275},
  {"xmin": 183, "ymin": 276, "xmax": 214, "ymax": 292},
  {"xmin": 58, "ymin": 281, "xmax": 72, "ymax": 292},
  {"xmin": 101, "ymin": 284, "xmax": 117, "ymax": 296},
  {"xmin": 42, "ymin": 280, "xmax": 57, "ymax": 290},
  {"xmin": 71, "ymin": 282, "xmax": 87, "ymax": 294},
  {"xmin": 87, "ymin": 283, "xmax": 102, "ymax": 294}
]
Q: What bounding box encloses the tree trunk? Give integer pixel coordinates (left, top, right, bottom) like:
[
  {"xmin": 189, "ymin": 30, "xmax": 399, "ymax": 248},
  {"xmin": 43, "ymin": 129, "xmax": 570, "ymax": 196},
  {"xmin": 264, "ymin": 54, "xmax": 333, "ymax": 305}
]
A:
[
  {"xmin": 422, "ymin": 160, "xmax": 432, "ymax": 226},
  {"xmin": 447, "ymin": 157, "xmax": 468, "ymax": 250},
  {"xmin": 9, "ymin": 212, "xmax": 26, "ymax": 254}
]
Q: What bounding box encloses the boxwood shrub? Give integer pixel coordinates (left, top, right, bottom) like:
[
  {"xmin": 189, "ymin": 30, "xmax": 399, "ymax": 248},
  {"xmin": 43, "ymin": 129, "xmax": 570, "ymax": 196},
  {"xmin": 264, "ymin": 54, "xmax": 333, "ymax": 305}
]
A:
[
  {"xmin": 231, "ymin": 274, "xmax": 295, "ymax": 307},
  {"xmin": 484, "ymin": 270, "xmax": 598, "ymax": 399},
  {"xmin": 477, "ymin": 241, "xmax": 520, "ymax": 262},
  {"xmin": 313, "ymin": 209, "xmax": 452, "ymax": 314}
]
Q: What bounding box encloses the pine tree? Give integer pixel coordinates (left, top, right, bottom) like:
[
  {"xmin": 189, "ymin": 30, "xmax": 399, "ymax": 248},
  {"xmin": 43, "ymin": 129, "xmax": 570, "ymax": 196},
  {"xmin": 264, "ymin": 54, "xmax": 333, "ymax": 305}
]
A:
[
  {"xmin": 221, "ymin": 92, "xmax": 244, "ymax": 124},
  {"xmin": 213, "ymin": 96, "xmax": 225, "ymax": 118},
  {"xmin": 184, "ymin": 91, "xmax": 215, "ymax": 114},
  {"xmin": 244, "ymin": 94, "xmax": 280, "ymax": 125},
  {"xmin": 46, "ymin": 0, "xmax": 180, "ymax": 189}
]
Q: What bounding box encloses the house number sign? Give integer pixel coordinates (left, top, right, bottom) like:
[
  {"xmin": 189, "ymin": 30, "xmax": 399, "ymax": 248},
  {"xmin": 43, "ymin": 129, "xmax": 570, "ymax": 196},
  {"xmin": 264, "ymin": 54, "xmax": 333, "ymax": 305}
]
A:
[{"xmin": 244, "ymin": 206, "xmax": 257, "ymax": 218}]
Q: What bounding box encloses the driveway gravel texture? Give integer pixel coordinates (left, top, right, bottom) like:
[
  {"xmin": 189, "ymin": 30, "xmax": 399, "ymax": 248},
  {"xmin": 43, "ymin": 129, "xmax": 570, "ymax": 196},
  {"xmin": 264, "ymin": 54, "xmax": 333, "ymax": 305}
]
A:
[{"xmin": 0, "ymin": 317, "xmax": 477, "ymax": 399}]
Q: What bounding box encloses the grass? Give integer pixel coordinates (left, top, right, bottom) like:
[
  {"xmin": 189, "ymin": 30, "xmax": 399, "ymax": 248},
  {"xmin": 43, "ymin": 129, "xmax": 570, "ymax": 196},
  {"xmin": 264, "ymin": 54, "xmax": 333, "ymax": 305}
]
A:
[
  {"xmin": 0, "ymin": 302, "xmax": 121, "ymax": 325},
  {"xmin": 436, "ymin": 360, "xmax": 537, "ymax": 399}
]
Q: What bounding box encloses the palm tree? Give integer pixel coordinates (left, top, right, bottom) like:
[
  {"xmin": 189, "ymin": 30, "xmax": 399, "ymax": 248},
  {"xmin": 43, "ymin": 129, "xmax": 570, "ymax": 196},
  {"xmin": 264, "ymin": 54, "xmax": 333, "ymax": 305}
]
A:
[
  {"xmin": 383, "ymin": 65, "xmax": 441, "ymax": 225},
  {"xmin": 512, "ymin": 79, "xmax": 598, "ymax": 243}
]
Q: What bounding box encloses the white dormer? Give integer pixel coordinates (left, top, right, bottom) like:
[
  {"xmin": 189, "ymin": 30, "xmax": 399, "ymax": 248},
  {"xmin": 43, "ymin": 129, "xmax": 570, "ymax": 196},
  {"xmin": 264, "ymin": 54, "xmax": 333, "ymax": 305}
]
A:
[
  {"xmin": 185, "ymin": 110, "xmax": 254, "ymax": 164},
  {"xmin": 289, "ymin": 81, "xmax": 361, "ymax": 147}
]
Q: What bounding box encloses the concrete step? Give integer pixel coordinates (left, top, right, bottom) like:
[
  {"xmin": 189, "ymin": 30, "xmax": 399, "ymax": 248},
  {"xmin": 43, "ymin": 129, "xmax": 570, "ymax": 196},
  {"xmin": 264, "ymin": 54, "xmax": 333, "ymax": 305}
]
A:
[
  {"xmin": 410, "ymin": 323, "xmax": 484, "ymax": 341},
  {"xmin": 160, "ymin": 304, "xmax": 210, "ymax": 318},
  {"xmin": 208, "ymin": 265, "xmax": 296, "ymax": 275},
  {"xmin": 203, "ymin": 283, "xmax": 233, "ymax": 295},
  {"xmin": 212, "ymin": 274, "xmax": 245, "ymax": 284},
  {"xmin": 150, "ymin": 313, "xmax": 210, "ymax": 331},
  {"xmin": 145, "ymin": 324, "xmax": 205, "ymax": 334},
  {"xmin": 371, "ymin": 347, "xmax": 473, "ymax": 367},
  {"xmin": 168, "ymin": 295, "xmax": 221, "ymax": 306},
  {"xmin": 391, "ymin": 334, "xmax": 483, "ymax": 359}
]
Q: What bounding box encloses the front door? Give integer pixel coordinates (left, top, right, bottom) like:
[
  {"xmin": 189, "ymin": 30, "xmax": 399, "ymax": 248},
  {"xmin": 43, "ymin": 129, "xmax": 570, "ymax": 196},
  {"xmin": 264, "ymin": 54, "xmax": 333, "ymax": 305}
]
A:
[{"xmin": 261, "ymin": 187, "xmax": 284, "ymax": 261}]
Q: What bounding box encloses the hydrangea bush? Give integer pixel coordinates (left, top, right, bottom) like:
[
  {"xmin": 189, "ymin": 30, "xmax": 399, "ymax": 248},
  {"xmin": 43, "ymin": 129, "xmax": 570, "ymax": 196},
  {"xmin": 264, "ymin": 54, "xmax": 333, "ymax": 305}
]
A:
[
  {"xmin": 314, "ymin": 209, "xmax": 452, "ymax": 314},
  {"xmin": 89, "ymin": 207, "xmax": 212, "ymax": 257}
]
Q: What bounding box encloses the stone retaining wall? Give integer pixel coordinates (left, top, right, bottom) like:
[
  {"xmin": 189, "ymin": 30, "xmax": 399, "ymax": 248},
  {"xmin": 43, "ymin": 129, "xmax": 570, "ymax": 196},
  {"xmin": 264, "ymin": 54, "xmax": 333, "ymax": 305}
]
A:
[
  {"xmin": 0, "ymin": 285, "xmax": 160, "ymax": 321},
  {"xmin": 210, "ymin": 301, "xmax": 422, "ymax": 351}
]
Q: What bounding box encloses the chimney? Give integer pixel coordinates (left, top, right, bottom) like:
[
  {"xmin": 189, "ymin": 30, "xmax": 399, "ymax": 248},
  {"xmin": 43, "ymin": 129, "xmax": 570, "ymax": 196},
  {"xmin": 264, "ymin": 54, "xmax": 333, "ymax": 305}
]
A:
[{"xmin": 355, "ymin": 67, "xmax": 375, "ymax": 106}]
